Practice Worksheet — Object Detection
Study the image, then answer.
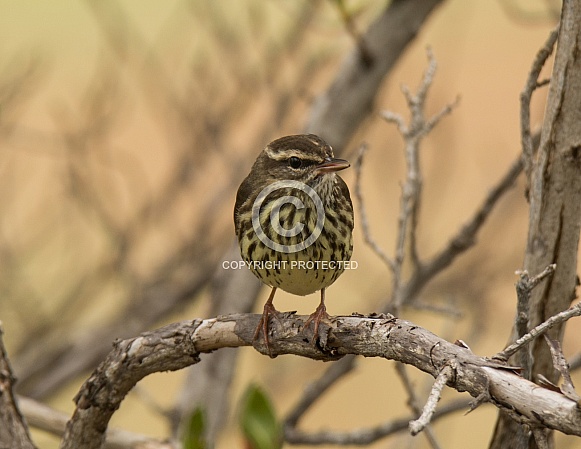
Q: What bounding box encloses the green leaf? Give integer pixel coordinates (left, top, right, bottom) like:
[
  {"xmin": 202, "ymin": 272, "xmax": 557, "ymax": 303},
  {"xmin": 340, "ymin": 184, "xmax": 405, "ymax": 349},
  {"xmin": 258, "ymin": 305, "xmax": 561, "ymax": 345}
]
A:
[
  {"xmin": 240, "ymin": 384, "xmax": 282, "ymax": 449},
  {"xmin": 183, "ymin": 406, "xmax": 207, "ymax": 449}
]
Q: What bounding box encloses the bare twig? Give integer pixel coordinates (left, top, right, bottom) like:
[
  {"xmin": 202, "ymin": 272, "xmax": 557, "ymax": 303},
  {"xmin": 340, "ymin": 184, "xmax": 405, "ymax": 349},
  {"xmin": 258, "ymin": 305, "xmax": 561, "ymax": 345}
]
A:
[
  {"xmin": 494, "ymin": 302, "xmax": 581, "ymax": 361},
  {"xmin": 285, "ymin": 398, "xmax": 469, "ymax": 445},
  {"xmin": 409, "ymin": 363, "xmax": 455, "ymax": 436},
  {"xmin": 543, "ymin": 335, "xmax": 581, "ymax": 402},
  {"xmin": 395, "ymin": 363, "xmax": 443, "ymax": 449},
  {"xmin": 516, "ymin": 265, "xmax": 557, "ymax": 333},
  {"xmin": 520, "ymin": 27, "xmax": 558, "ymax": 185},
  {"xmin": 353, "ymin": 144, "xmax": 394, "ymax": 270},
  {"xmin": 381, "ymin": 49, "xmax": 458, "ymax": 309},
  {"xmin": 394, "ymin": 155, "xmax": 523, "ymax": 308},
  {"xmin": 514, "ymin": 264, "xmax": 557, "ymax": 378},
  {"xmin": 408, "ymin": 299, "xmax": 463, "ymax": 317}
]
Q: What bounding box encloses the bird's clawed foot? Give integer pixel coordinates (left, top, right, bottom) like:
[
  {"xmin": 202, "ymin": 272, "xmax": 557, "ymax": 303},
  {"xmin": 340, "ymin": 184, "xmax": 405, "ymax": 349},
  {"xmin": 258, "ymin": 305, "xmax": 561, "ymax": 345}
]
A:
[
  {"xmin": 303, "ymin": 301, "xmax": 332, "ymax": 345},
  {"xmin": 253, "ymin": 297, "xmax": 282, "ymax": 356}
]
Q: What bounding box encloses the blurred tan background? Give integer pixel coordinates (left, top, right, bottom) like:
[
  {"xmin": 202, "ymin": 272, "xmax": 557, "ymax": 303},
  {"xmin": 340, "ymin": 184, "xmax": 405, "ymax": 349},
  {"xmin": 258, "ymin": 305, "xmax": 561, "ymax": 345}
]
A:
[{"xmin": 1, "ymin": 0, "xmax": 579, "ymax": 448}]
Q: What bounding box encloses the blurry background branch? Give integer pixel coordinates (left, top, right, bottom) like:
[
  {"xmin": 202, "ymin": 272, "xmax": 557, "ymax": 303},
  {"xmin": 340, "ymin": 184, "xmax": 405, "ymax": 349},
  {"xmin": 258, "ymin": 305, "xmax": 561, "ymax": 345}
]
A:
[
  {"xmin": 0, "ymin": 1, "xmax": 574, "ymax": 449},
  {"xmin": 306, "ymin": 0, "xmax": 445, "ymax": 150},
  {"xmin": 17, "ymin": 396, "xmax": 173, "ymax": 449}
]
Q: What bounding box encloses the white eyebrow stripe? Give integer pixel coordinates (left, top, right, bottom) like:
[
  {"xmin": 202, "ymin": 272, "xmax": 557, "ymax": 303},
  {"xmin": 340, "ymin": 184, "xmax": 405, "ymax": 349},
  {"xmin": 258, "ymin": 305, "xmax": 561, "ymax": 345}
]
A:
[{"xmin": 264, "ymin": 147, "xmax": 322, "ymax": 162}]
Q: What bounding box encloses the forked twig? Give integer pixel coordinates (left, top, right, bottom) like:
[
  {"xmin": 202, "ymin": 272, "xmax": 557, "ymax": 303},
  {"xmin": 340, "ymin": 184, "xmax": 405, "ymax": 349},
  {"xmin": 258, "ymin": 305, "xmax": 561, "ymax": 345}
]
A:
[
  {"xmin": 381, "ymin": 48, "xmax": 459, "ymax": 309},
  {"xmin": 395, "ymin": 363, "xmax": 444, "ymax": 449},
  {"xmin": 514, "ymin": 264, "xmax": 557, "ymax": 378},
  {"xmin": 544, "ymin": 335, "xmax": 581, "ymax": 402},
  {"xmin": 409, "ymin": 363, "xmax": 455, "ymax": 436},
  {"xmin": 393, "ymin": 155, "xmax": 523, "ymax": 309},
  {"xmin": 495, "ymin": 302, "xmax": 581, "ymax": 361}
]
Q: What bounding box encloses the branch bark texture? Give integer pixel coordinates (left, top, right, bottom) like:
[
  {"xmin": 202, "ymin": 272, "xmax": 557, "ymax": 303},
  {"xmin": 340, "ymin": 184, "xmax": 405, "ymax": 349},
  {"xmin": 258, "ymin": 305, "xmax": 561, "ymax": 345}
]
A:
[
  {"xmin": 491, "ymin": 1, "xmax": 581, "ymax": 447},
  {"xmin": 60, "ymin": 314, "xmax": 581, "ymax": 449},
  {"xmin": 0, "ymin": 328, "xmax": 37, "ymax": 449},
  {"xmin": 524, "ymin": 0, "xmax": 581, "ymax": 384}
]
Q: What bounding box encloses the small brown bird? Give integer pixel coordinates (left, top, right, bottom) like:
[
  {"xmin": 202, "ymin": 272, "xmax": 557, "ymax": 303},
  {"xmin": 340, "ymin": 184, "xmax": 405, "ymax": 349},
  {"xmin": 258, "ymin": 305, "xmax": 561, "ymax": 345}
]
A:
[{"xmin": 234, "ymin": 134, "xmax": 354, "ymax": 349}]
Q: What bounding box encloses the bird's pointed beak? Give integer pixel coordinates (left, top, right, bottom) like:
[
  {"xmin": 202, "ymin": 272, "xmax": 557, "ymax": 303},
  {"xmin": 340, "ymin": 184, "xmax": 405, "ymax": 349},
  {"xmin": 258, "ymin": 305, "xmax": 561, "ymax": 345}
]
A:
[{"xmin": 315, "ymin": 157, "xmax": 350, "ymax": 174}]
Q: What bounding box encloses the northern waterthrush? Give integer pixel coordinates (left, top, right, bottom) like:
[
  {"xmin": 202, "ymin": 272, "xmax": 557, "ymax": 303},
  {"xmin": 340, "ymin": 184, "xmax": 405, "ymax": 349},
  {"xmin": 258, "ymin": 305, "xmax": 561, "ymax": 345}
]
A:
[{"xmin": 234, "ymin": 134, "xmax": 354, "ymax": 348}]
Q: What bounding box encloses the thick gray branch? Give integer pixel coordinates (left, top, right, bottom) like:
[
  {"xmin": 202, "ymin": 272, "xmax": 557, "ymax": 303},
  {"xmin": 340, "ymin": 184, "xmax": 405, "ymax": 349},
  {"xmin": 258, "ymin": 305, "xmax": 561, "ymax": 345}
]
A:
[
  {"xmin": 523, "ymin": 0, "xmax": 581, "ymax": 382},
  {"xmin": 61, "ymin": 313, "xmax": 581, "ymax": 449},
  {"xmin": 491, "ymin": 4, "xmax": 581, "ymax": 448}
]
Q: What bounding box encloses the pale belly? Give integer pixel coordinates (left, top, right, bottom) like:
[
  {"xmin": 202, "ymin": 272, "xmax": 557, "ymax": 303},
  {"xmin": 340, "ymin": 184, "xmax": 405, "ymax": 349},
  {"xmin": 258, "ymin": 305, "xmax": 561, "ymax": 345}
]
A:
[{"xmin": 240, "ymin": 227, "xmax": 353, "ymax": 296}]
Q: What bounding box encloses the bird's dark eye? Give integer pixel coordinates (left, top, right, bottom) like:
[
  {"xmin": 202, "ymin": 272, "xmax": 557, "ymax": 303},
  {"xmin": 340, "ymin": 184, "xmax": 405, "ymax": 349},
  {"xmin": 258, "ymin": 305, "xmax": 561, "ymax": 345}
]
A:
[{"xmin": 288, "ymin": 156, "xmax": 302, "ymax": 169}]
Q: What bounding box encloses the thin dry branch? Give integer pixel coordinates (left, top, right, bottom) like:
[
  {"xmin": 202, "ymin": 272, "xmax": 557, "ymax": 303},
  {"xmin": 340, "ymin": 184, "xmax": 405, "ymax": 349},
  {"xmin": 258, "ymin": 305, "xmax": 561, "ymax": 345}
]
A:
[
  {"xmin": 355, "ymin": 49, "xmax": 523, "ymax": 313},
  {"xmin": 380, "ymin": 49, "xmax": 459, "ymax": 308},
  {"xmin": 395, "ymin": 363, "xmax": 443, "ymax": 449},
  {"xmin": 409, "ymin": 363, "xmax": 455, "ymax": 436},
  {"xmin": 353, "ymin": 144, "xmax": 394, "ymax": 270},
  {"xmin": 494, "ymin": 302, "xmax": 581, "ymax": 361},
  {"xmin": 543, "ymin": 336, "xmax": 581, "ymax": 403},
  {"xmin": 285, "ymin": 398, "xmax": 470, "ymax": 446},
  {"xmin": 532, "ymin": 428, "xmax": 551, "ymax": 449},
  {"xmin": 395, "ymin": 156, "xmax": 523, "ymax": 307},
  {"xmin": 570, "ymin": 352, "xmax": 581, "ymax": 372},
  {"xmin": 333, "ymin": 0, "xmax": 373, "ymax": 66},
  {"xmin": 520, "ymin": 26, "xmax": 558, "ymax": 185},
  {"xmin": 514, "ymin": 264, "xmax": 557, "ymax": 379}
]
